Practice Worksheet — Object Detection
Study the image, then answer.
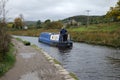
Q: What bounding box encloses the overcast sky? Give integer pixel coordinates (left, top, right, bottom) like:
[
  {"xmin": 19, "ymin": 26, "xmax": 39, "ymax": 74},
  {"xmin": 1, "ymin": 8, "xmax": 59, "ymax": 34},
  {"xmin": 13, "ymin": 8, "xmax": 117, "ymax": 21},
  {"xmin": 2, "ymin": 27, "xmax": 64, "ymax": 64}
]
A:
[{"xmin": 6, "ymin": 0, "xmax": 118, "ymax": 21}]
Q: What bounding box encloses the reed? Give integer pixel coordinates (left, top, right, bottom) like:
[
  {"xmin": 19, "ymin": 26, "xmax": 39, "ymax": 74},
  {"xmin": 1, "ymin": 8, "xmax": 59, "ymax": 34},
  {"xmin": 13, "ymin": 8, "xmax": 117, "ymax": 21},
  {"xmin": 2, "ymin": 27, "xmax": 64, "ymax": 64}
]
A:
[{"xmin": 69, "ymin": 31, "xmax": 120, "ymax": 47}]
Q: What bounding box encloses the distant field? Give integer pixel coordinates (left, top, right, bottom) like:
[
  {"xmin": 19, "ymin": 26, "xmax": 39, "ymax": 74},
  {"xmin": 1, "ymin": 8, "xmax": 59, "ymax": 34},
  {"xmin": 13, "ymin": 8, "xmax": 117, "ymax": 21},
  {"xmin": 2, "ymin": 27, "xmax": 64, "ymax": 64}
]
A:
[{"xmin": 68, "ymin": 22, "xmax": 120, "ymax": 32}]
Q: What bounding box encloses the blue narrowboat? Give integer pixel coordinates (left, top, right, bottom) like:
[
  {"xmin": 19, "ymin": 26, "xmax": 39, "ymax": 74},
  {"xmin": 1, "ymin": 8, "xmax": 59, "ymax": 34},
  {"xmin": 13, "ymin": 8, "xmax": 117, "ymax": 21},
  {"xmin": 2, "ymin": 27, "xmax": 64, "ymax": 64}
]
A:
[{"xmin": 38, "ymin": 32, "xmax": 73, "ymax": 48}]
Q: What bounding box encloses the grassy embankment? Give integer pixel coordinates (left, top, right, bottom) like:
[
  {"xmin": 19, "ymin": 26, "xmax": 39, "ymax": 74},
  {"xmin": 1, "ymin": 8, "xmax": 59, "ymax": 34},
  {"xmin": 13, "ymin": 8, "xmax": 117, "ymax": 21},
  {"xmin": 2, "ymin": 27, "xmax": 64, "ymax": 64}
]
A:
[
  {"xmin": 0, "ymin": 26, "xmax": 16, "ymax": 76},
  {"xmin": 16, "ymin": 38, "xmax": 31, "ymax": 46},
  {"xmin": 0, "ymin": 43, "xmax": 15, "ymax": 76},
  {"xmin": 9, "ymin": 22, "xmax": 120, "ymax": 48},
  {"xmin": 69, "ymin": 22, "xmax": 120, "ymax": 47}
]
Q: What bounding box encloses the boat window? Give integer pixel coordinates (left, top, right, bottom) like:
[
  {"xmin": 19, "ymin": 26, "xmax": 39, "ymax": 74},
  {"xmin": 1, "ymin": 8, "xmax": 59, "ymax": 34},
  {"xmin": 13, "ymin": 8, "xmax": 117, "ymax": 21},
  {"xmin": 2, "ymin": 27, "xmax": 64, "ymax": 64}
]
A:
[{"xmin": 50, "ymin": 35, "xmax": 59, "ymax": 41}]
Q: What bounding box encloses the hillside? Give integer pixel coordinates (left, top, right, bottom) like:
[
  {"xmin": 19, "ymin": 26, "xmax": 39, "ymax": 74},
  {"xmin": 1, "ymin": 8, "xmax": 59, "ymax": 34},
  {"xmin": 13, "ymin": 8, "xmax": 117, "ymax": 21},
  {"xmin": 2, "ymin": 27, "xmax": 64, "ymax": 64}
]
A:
[
  {"xmin": 24, "ymin": 21, "xmax": 36, "ymax": 26},
  {"xmin": 62, "ymin": 15, "xmax": 106, "ymax": 25}
]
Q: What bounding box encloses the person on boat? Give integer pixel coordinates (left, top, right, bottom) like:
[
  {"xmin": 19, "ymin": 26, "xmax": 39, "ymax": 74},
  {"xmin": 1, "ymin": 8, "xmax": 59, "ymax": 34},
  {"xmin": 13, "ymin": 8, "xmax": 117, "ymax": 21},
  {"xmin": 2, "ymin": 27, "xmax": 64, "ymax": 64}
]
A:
[{"xmin": 60, "ymin": 27, "xmax": 68, "ymax": 42}]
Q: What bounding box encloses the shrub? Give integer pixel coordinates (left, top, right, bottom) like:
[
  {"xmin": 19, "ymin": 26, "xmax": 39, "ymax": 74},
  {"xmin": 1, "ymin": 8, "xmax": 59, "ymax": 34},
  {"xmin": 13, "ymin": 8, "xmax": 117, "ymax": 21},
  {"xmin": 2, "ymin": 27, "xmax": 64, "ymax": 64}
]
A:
[
  {"xmin": 0, "ymin": 43, "xmax": 15, "ymax": 76},
  {"xmin": 0, "ymin": 27, "xmax": 11, "ymax": 61}
]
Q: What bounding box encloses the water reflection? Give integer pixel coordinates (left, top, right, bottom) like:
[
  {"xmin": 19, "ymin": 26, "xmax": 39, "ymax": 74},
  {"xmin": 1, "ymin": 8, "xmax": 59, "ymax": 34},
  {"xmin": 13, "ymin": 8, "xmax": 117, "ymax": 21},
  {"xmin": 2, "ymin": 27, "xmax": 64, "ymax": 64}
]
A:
[
  {"xmin": 107, "ymin": 57, "xmax": 120, "ymax": 66},
  {"xmin": 58, "ymin": 47, "xmax": 72, "ymax": 53}
]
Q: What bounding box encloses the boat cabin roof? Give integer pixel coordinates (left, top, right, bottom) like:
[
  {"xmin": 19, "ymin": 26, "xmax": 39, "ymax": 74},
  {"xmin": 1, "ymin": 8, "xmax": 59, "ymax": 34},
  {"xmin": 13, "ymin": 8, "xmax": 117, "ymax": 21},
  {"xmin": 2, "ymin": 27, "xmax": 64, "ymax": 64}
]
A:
[{"xmin": 40, "ymin": 32, "xmax": 60, "ymax": 41}]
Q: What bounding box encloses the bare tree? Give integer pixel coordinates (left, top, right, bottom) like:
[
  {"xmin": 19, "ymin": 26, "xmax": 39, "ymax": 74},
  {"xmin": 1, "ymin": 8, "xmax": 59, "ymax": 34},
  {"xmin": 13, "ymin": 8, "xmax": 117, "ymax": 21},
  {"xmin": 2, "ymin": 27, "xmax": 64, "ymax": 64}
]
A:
[
  {"xmin": 0, "ymin": 0, "xmax": 8, "ymax": 25},
  {"xmin": 0, "ymin": 0, "xmax": 10, "ymax": 60}
]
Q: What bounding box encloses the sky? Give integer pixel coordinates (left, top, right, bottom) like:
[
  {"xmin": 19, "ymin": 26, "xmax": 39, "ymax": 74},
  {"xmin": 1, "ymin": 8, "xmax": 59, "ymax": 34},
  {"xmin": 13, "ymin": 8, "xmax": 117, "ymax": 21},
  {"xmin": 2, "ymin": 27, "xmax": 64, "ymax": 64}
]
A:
[{"xmin": 6, "ymin": 0, "xmax": 118, "ymax": 21}]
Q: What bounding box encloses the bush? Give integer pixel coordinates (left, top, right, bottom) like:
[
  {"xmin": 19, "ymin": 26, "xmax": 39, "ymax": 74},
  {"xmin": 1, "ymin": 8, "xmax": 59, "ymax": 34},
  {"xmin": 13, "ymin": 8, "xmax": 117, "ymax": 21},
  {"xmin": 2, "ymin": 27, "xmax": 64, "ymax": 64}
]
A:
[
  {"xmin": 0, "ymin": 27, "xmax": 11, "ymax": 61},
  {"xmin": 43, "ymin": 21, "xmax": 63, "ymax": 29},
  {"xmin": 0, "ymin": 43, "xmax": 15, "ymax": 76}
]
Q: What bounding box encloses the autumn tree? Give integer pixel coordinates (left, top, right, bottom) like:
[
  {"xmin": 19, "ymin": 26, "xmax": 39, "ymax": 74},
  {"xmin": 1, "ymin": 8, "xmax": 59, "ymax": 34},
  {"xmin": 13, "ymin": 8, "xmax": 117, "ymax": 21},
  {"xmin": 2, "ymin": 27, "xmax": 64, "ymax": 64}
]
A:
[
  {"xmin": 49, "ymin": 21, "xmax": 63, "ymax": 29},
  {"xmin": 106, "ymin": 0, "xmax": 120, "ymax": 21},
  {"xmin": 44, "ymin": 21, "xmax": 63, "ymax": 29},
  {"xmin": 14, "ymin": 17, "xmax": 23, "ymax": 29}
]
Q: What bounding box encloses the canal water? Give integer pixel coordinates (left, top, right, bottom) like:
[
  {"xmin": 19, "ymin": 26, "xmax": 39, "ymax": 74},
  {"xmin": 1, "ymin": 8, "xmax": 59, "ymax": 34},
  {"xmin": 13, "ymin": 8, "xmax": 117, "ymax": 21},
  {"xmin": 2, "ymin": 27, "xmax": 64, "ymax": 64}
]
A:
[{"xmin": 14, "ymin": 36, "xmax": 120, "ymax": 80}]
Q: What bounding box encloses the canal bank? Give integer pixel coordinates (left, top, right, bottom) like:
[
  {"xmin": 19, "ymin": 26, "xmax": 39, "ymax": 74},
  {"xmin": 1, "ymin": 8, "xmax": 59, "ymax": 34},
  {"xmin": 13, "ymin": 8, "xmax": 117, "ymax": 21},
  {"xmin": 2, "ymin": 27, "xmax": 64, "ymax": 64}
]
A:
[{"xmin": 0, "ymin": 39, "xmax": 76, "ymax": 80}]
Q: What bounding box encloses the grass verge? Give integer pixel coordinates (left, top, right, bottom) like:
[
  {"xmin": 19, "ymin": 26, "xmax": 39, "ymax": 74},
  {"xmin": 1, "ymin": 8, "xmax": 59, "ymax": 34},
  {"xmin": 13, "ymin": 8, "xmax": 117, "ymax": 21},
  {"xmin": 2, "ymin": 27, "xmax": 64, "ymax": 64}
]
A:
[
  {"xmin": 16, "ymin": 38, "xmax": 31, "ymax": 46},
  {"xmin": 53, "ymin": 59, "xmax": 61, "ymax": 65},
  {"xmin": 0, "ymin": 43, "xmax": 16, "ymax": 76},
  {"xmin": 69, "ymin": 72, "xmax": 79, "ymax": 80}
]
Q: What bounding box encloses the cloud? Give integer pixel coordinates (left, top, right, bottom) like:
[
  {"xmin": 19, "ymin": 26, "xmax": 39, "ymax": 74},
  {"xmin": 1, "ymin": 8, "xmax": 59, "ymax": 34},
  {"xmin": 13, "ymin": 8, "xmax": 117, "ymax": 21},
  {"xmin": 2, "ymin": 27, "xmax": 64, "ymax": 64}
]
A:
[{"xmin": 6, "ymin": 0, "xmax": 118, "ymax": 21}]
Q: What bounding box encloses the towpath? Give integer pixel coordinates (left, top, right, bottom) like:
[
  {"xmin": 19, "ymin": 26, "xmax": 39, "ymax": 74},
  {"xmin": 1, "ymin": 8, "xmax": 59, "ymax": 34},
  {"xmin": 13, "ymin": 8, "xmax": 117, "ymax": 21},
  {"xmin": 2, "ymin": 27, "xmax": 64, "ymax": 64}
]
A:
[{"xmin": 0, "ymin": 39, "xmax": 71, "ymax": 80}]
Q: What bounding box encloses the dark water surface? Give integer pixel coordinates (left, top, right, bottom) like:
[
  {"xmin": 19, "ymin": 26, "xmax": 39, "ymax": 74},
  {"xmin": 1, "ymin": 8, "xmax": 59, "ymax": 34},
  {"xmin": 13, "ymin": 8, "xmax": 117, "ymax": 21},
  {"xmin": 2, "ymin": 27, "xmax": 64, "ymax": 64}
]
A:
[{"xmin": 14, "ymin": 36, "xmax": 120, "ymax": 80}]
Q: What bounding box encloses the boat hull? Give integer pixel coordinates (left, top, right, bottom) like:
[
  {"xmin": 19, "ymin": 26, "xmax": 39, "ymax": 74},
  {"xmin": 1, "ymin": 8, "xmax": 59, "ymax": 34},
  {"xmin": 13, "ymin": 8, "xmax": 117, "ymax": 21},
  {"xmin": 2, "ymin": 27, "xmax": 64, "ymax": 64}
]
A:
[
  {"xmin": 38, "ymin": 39, "xmax": 73, "ymax": 48},
  {"xmin": 38, "ymin": 32, "xmax": 73, "ymax": 48}
]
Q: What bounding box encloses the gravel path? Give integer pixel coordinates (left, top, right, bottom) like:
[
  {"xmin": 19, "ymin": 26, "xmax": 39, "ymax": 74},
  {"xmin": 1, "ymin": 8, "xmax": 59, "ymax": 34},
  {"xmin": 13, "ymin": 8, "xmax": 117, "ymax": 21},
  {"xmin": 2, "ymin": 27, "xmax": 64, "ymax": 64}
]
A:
[{"xmin": 0, "ymin": 39, "xmax": 66, "ymax": 80}]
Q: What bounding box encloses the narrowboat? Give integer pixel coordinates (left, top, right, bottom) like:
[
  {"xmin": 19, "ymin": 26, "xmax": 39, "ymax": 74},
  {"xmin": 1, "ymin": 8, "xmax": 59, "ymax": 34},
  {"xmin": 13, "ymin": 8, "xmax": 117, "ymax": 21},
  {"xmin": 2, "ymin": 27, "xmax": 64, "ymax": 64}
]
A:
[{"xmin": 38, "ymin": 32, "xmax": 73, "ymax": 48}]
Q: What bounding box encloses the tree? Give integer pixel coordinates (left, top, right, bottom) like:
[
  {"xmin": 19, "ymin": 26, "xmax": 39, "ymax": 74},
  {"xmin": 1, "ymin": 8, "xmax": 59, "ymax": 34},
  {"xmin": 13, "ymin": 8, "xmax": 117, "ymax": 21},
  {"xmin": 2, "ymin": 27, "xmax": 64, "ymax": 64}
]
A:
[
  {"xmin": 14, "ymin": 17, "xmax": 23, "ymax": 29},
  {"xmin": 19, "ymin": 14, "xmax": 25, "ymax": 26},
  {"xmin": 43, "ymin": 19, "xmax": 63, "ymax": 29},
  {"xmin": 50, "ymin": 21, "xmax": 62, "ymax": 29},
  {"xmin": 106, "ymin": 0, "xmax": 120, "ymax": 21},
  {"xmin": 0, "ymin": 0, "xmax": 8, "ymax": 26},
  {"xmin": 13, "ymin": 14, "xmax": 25, "ymax": 29},
  {"xmin": 36, "ymin": 20, "xmax": 41, "ymax": 28},
  {"xmin": 44, "ymin": 19, "xmax": 51, "ymax": 23},
  {"xmin": 44, "ymin": 21, "xmax": 63, "ymax": 29},
  {"xmin": 43, "ymin": 19, "xmax": 51, "ymax": 28}
]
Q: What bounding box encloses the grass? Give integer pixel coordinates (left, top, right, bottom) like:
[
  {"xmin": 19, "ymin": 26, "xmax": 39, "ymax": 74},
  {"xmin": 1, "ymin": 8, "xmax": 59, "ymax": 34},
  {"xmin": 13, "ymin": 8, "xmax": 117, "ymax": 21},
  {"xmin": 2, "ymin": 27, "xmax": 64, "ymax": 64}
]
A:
[
  {"xmin": 0, "ymin": 43, "xmax": 16, "ymax": 76},
  {"xmin": 69, "ymin": 72, "xmax": 79, "ymax": 80},
  {"xmin": 69, "ymin": 22, "xmax": 120, "ymax": 32},
  {"xmin": 69, "ymin": 31, "xmax": 120, "ymax": 47},
  {"xmin": 53, "ymin": 59, "xmax": 61, "ymax": 65},
  {"xmin": 16, "ymin": 38, "xmax": 31, "ymax": 46},
  {"xmin": 68, "ymin": 22, "xmax": 120, "ymax": 47},
  {"xmin": 16, "ymin": 37, "xmax": 23, "ymax": 42}
]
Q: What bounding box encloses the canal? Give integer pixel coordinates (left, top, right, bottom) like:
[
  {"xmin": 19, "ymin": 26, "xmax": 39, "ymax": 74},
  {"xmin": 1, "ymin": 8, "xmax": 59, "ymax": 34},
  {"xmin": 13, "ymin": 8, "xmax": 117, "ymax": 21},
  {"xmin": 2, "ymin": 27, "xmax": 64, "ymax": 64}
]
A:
[{"xmin": 14, "ymin": 36, "xmax": 120, "ymax": 80}]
